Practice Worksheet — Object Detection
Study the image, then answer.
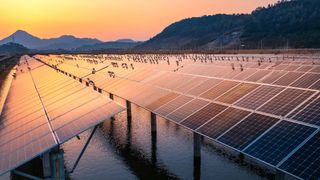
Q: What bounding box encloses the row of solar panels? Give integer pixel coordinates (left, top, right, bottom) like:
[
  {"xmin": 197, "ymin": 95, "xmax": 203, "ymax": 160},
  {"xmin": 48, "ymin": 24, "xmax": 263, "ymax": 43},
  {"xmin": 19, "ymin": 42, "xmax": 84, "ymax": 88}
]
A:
[
  {"xmin": 38, "ymin": 54, "xmax": 320, "ymax": 180},
  {"xmin": 0, "ymin": 57, "xmax": 125, "ymax": 176}
]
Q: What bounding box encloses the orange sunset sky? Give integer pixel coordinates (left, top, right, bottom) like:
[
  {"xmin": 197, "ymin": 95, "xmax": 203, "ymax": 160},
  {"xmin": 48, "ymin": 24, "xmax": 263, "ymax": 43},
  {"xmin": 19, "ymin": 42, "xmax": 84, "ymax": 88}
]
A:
[{"xmin": 0, "ymin": 0, "xmax": 278, "ymax": 41}]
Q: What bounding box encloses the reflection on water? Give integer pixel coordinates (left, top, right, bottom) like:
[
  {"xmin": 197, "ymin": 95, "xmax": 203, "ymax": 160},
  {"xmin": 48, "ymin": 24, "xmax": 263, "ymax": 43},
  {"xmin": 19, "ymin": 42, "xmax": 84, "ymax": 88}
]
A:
[{"xmin": 63, "ymin": 97, "xmax": 265, "ymax": 180}]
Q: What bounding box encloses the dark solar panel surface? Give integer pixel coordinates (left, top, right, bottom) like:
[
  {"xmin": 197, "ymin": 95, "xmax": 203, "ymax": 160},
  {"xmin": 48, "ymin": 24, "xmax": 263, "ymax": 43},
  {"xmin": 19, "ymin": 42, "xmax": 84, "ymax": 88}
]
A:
[
  {"xmin": 200, "ymin": 80, "xmax": 239, "ymax": 100},
  {"xmin": 154, "ymin": 95, "xmax": 194, "ymax": 117},
  {"xmin": 235, "ymin": 85, "xmax": 284, "ymax": 110},
  {"xmin": 244, "ymin": 121, "xmax": 316, "ymax": 166},
  {"xmin": 166, "ymin": 99, "xmax": 209, "ymax": 123},
  {"xmin": 279, "ymin": 132, "xmax": 320, "ymax": 180},
  {"xmin": 288, "ymin": 94, "xmax": 320, "ymax": 126},
  {"xmin": 216, "ymin": 83, "xmax": 259, "ymax": 104},
  {"xmin": 180, "ymin": 103, "xmax": 228, "ymax": 130},
  {"xmin": 146, "ymin": 92, "xmax": 180, "ymax": 111},
  {"xmin": 198, "ymin": 107, "xmax": 251, "ymax": 139},
  {"xmin": 218, "ymin": 113, "xmax": 279, "ymax": 150},
  {"xmin": 258, "ymin": 88, "xmax": 315, "ymax": 116}
]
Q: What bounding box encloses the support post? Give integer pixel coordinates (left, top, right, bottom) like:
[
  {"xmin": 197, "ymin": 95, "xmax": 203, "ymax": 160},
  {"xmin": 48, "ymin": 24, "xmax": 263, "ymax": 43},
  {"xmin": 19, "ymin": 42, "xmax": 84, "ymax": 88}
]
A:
[
  {"xmin": 193, "ymin": 132, "xmax": 201, "ymax": 180},
  {"xmin": 193, "ymin": 132, "xmax": 201, "ymax": 159},
  {"xmin": 50, "ymin": 149, "xmax": 65, "ymax": 180},
  {"xmin": 150, "ymin": 112, "xmax": 157, "ymax": 164},
  {"xmin": 42, "ymin": 152, "xmax": 51, "ymax": 179},
  {"xmin": 126, "ymin": 100, "xmax": 132, "ymax": 120},
  {"xmin": 109, "ymin": 93, "xmax": 114, "ymax": 100},
  {"xmin": 151, "ymin": 112, "xmax": 157, "ymax": 135}
]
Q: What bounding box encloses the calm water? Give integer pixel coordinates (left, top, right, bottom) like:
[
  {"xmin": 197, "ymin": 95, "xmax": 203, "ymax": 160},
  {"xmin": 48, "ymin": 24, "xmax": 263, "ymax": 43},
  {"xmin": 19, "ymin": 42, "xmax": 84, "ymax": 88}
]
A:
[{"xmin": 62, "ymin": 97, "xmax": 266, "ymax": 180}]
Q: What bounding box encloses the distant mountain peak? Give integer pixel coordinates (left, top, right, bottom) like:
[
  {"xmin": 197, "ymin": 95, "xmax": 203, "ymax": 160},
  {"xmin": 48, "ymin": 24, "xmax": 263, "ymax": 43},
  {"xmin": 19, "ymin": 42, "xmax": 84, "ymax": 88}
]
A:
[
  {"xmin": 0, "ymin": 30, "xmax": 102, "ymax": 50},
  {"xmin": 116, "ymin": 39, "xmax": 136, "ymax": 43}
]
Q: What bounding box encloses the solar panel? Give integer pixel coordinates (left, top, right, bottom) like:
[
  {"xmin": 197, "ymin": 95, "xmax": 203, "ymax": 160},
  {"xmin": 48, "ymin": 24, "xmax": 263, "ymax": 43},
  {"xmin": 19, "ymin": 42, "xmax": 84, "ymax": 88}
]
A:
[
  {"xmin": 197, "ymin": 107, "xmax": 251, "ymax": 139},
  {"xmin": 216, "ymin": 83, "xmax": 259, "ymax": 104},
  {"xmin": 200, "ymin": 80, "xmax": 240, "ymax": 100},
  {"xmin": 218, "ymin": 113, "xmax": 279, "ymax": 150},
  {"xmin": 272, "ymin": 72, "xmax": 304, "ymax": 86},
  {"xmin": 33, "ymin": 54, "xmax": 320, "ymax": 180},
  {"xmin": 245, "ymin": 70, "xmax": 271, "ymax": 82},
  {"xmin": 145, "ymin": 92, "xmax": 180, "ymax": 111},
  {"xmin": 287, "ymin": 94, "xmax": 320, "ymax": 126},
  {"xmin": 154, "ymin": 95, "xmax": 194, "ymax": 117},
  {"xmin": 174, "ymin": 77, "xmax": 207, "ymax": 93},
  {"xmin": 290, "ymin": 73, "xmax": 320, "ymax": 89},
  {"xmin": 259, "ymin": 71, "xmax": 287, "ymax": 84},
  {"xmin": 258, "ymin": 88, "xmax": 315, "ymax": 116},
  {"xmin": 0, "ymin": 58, "xmax": 125, "ymax": 176},
  {"xmin": 279, "ymin": 131, "xmax": 320, "ymax": 180},
  {"xmin": 180, "ymin": 103, "xmax": 228, "ymax": 130},
  {"xmin": 166, "ymin": 99, "xmax": 209, "ymax": 123},
  {"xmin": 235, "ymin": 85, "xmax": 284, "ymax": 110},
  {"xmin": 186, "ymin": 78, "xmax": 222, "ymax": 96},
  {"xmin": 310, "ymin": 79, "xmax": 320, "ymax": 90},
  {"xmin": 244, "ymin": 121, "xmax": 316, "ymax": 166}
]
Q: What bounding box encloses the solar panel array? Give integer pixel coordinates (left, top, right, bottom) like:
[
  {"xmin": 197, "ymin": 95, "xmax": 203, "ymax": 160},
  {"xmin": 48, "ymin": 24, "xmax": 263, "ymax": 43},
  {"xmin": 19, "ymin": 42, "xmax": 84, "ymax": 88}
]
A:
[
  {"xmin": 0, "ymin": 56, "xmax": 125, "ymax": 176},
  {"xmin": 35, "ymin": 53, "xmax": 320, "ymax": 180}
]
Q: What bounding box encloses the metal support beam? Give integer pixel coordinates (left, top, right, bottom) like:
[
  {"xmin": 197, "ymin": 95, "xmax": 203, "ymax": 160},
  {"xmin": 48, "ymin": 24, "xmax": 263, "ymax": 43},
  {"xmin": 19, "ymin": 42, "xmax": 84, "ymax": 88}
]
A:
[
  {"xmin": 50, "ymin": 149, "xmax": 65, "ymax": 180},
  {"xmin": 151, "ymin": 112, "xmax": 157, "ymax": 135},
  {"xmin": 69, "ymin": 125, "xmax": 98, "ymax": 174},
  {"xmin": 193, "ymin": 132, "xmax": 201, "ymax": 180},
  {"xmin": 193, "ymin": 132, "xmax": 201, "ymax": 158},
  {"xmin": 42, "ymin": 152, "xmax": 51, "ymax": 179},
  {"xmin": 126, "ymin": 100, "xmax": 132, "ymax": 119},
  {"xmin": 12, "ymin": 170, "xmax": 43, "ymax": 180}
]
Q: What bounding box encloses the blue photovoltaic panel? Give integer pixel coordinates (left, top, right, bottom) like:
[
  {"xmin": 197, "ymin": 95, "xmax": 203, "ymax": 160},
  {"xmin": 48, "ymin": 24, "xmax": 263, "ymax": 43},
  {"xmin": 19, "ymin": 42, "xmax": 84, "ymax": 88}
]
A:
[
  {"xmin": 288, "ymin": 93, "xmax": 320, "ymax": 126},
  {"xmin": 244, "ymin": 121, "xmax": 316, "ymax": 166},
  {"xmin": 180, "ymin": 103, "xmax": 228, "ymax": 130},
  {"xmin": 218, "ymin": 113, "xmax": 279, "ymax": 150},
  {"xmin": 279, "ymin": 132, "xmax": 320, "ymax": 180},
  {"xmin": 197, "ymin": 107, "xmax": 251, "ymax": 139}
]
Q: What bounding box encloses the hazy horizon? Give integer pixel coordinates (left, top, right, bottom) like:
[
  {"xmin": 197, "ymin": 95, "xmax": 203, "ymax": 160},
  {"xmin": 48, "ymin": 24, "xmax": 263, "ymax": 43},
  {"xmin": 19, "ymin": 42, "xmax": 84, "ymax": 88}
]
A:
[{"xmin": 0, "ymin": 0, "xmax": 278, "ymax": 41}]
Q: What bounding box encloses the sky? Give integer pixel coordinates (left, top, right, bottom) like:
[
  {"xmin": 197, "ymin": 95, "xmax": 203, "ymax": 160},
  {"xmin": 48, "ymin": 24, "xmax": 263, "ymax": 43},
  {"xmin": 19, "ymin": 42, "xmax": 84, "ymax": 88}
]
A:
[{"xmin": 0, "ymin": 0, "xmax": 278, "ymax": 41}]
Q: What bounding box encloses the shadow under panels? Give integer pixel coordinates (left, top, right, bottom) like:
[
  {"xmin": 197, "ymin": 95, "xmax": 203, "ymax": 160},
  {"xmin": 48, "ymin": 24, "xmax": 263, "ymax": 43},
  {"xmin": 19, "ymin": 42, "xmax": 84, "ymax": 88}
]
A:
[{"xmin": 258, "ymin": 88, "xmax": 315, "ymax": 116}]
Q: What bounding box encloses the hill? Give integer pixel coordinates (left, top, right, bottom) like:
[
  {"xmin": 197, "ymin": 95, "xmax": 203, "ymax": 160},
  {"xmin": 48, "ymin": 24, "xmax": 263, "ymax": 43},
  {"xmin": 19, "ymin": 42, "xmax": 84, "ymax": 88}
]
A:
[
  {"xmin": 74, "ymin": 39, "xmax": 140, "ymax": 52},
  {"xmin": 136, "ymin": 0, "xmax": 320, "ymax": 50},
  {"xmin": 0, "ymin": 30, "xmax": 101, "ymax": 50},
  {"xmin": 0, "ymin": 43, "xmax": 29, "ymax": 55}
]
